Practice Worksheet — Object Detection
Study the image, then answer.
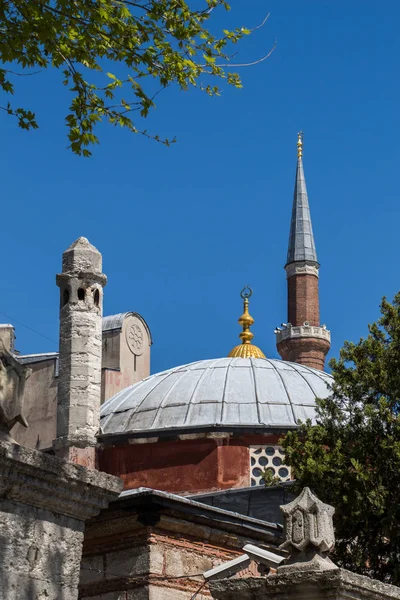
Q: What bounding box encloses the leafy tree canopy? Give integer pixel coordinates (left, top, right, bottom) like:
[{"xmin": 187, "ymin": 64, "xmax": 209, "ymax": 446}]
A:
[
  {"xmin": 0, "ymin": 0, "xmax": 270, "ymax": 155},
  {"xmin": 283, "ymin": 293, "xmax": 400, "ymax": 585}
]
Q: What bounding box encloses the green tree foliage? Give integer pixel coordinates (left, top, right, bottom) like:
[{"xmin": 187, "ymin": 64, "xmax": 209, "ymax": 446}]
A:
[
  {"xmin": 0, "ymin": 0, "xmax": 270, "ymax": 155},
  {"xmin": 282, "ymin": 293, "xmax": 400, "ymax": 585},
  {"xmin": 261, "ymin": 468, "xmax": 280, "ymax": 487}
]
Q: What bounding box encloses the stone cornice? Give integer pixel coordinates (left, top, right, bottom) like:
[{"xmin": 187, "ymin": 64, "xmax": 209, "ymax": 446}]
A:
[
  {"xmin": 209, "ymin": 568, "xmax": 400, "ymax": 600},
  {"xmin": 0, "ymin": 440, "xmax": 122, "ymax": 520},
  {"xmin": 275, "ymin": 324, "xmax": 331, "ymax": 345},
  {"xmin": 285, "ymin": 261, "xmax": 319, "ymax": 279},
  {"xmin": 56, "ymin": 271, "xmax": 107, "ymax": 287},
  {"xmin": 53, "ymin": 433, "xmax": 97, "ymax": 450}
]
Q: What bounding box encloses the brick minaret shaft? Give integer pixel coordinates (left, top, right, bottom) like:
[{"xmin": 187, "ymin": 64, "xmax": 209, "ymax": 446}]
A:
[
  {"xmin": 53, "ymin": 237, "xmax": 107, "ymax": 468},
  {"xmin": 276, "ymin": 134, "xmax": 331, "ymax": 371}
]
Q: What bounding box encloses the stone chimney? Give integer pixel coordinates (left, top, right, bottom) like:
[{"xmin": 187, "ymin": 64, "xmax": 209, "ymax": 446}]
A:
[
  {"xmin": 0, "ymin": 324, "xmax": 15, "ymax": 354},
  {"xmin": 53, "ymin": 237, "xmax": 107, "ymax": 468},
  {"xmin": 276, "ymin": 134, "xmax": 331, "ymax": 371}
]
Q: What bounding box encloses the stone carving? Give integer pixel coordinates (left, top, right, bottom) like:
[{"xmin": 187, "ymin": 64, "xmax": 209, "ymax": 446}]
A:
[
  {"xmin": 126, "ymin": 322, "xmax": 144, "ymax": 355},
  {"xmin": 285, "ymin": 261, "xmax": 320, "ymax": 279},
  {"xmin": 280, "ymin": 487, "xmax": 336, "ymax": 570},
  {"xmin": 0, "ymin": 341, "xmax": 31, "ymax": 442},
  {"xmin": 275, "ymin": 324, "xmax": 331, "ymax": 344}
]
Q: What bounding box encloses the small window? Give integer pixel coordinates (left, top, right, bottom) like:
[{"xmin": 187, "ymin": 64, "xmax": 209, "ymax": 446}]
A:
[
  {"xmin": 62, "ymin": 289, "xmax": 69, "ymax": 306},
  {"xmin": 78, "ymin": 288, "xmax": 85, "ymax": 301},
  {"xmin": 94, "ymin": 289, "xmax": 100, "ymax": 307}
]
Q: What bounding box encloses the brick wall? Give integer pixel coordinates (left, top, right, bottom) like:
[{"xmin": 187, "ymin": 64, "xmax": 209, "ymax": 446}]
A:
[
  {"xmin": 280, "ymin": 270, "xmax": 330, "ymax": 370},
  {"xmin": 277, "ymin": 337, "xmax": 330, "ymax": 371},
  {"xmin": 80, "ymin": 512, "xmax": 272, "ymax": 600},
  {"xmin": 287, "ymin": 274, "xmax": 320, "ymax": 327}
]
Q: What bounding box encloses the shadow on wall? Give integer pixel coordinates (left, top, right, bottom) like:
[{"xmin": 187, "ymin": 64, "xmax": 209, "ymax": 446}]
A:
[
  {"xmin": 192, "ymin": 482, "xmax": 295, "ymax": 526},
  {"xmin": 0, "ymin": 500, "xmax": 84, "ymax": 600}
]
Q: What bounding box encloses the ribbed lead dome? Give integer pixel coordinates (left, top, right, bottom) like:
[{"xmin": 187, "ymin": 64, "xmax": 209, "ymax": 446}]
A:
[{"xmin": 100, "ymin": 357, "xmax": 333, "ymax": 436}]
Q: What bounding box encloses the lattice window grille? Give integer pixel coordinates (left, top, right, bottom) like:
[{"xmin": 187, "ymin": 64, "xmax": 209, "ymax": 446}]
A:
[{"xmin": 250, "ymin": 445, "xmax": 291, "ymax": 487}]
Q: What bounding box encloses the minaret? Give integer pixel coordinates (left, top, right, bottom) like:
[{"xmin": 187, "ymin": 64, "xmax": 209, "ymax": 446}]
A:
[
  {"xmin": 276, "ymin": 134, "xmax": 330, "ymax": 370},
  {"xmin": 53, "ymin": 237, "xmax": 107, "ymax": 468}
]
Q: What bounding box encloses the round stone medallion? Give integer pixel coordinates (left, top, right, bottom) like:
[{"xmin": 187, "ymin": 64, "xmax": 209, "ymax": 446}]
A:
[{"xmin": 126, "ymin": 322, "xmax": 144, "ymax": 356}]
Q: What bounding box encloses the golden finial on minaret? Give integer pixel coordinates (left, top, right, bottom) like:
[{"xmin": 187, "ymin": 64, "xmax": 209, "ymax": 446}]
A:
[
  {"xmin": 297, "ymin": 131, "xmax": 304, "ymax": 159},
  {"xmin": 228, "ymin": 286, "xmax": 266, "ymax": 359}
]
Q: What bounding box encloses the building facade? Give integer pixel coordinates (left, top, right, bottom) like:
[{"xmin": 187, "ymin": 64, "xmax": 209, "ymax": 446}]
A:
[{"xmin": 0, "ymin": 135, "xmax": 343, "ymax": 600}]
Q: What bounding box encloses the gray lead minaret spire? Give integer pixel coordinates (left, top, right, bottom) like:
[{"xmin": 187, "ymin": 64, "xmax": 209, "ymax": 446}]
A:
[
  {"xmin": 276, "ymin": 133, "xmax": 330, "ymax": 371},
  {"xmin": 286, "ymin": 133, "xmax": 318, "ymax": 265}
]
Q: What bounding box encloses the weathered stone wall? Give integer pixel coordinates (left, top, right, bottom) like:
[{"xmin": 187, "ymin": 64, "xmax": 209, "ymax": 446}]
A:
[
  {"xmin": 80, "ymin": 504, "xmax": 270, "ymax": 600},
  {"xmin": 57, "ymin": 306, "xmax": 103, "ymax": 440},
  {"xmin": 80, "ymin": 528, "xmax": 214, "ymax": 599},
  {"xmin": 101, "ymin": 313, "xmax": 151, "ymax": 404},
  {"xmin": 0, "ymin": 440, "xmax": 122, "ymax": 600},
  {"xmin": 102, "ymin": 328, "xmax": 121, "ymax": 371},
  {"xmin": 209, "ymin": 568, "xmax": 400, "ymax": 600},
  {"xmin": 0, "ymin": 498, "xmax": 84, "ymax": 599},
  {"xmin": 12, "ymin": 310, "xmax": 152, "ymax": 451},
  {"xmin": 12, "ymin": 358, "xmax": 58, "ymax": 450},
  {"xmin": 0, "ymin": 324, "xmax": 15, "ymax": 353},
  {"xmin": 81, "ymin": 591, "xmax": 151, "ymax": 600}
]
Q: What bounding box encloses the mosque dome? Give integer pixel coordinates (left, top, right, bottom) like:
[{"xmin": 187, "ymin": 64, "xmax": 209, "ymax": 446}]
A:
[
  {"xmin": 100, "ymin": 357, "xmax": 333, "ymax": 436},
  {"xmin": 96, "ymin": 138, "xmax": 334, "ymax": 495}
]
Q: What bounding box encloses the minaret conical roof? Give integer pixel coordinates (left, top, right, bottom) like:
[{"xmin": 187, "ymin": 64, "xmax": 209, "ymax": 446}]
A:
[{"xmin": 286, "ymin": 134, "xmax": 318, "ymax": 265}]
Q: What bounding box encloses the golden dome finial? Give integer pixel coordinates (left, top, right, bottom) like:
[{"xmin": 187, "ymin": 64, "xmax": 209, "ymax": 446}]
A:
[
  {"xmin": 238, "ymin": 286, "xmax": 254, "ymax": 345},
  {"xmin": 228, "ymin": 286, "xmax": 266, "ymax": 359},
  {"xmin": 297, "ymin": 131, "xmax": 304, "ymax": 159}
]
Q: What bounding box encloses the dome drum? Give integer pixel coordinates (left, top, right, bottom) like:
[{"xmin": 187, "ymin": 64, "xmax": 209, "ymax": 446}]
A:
[{"xmin": 98, "ymin": 430, "xmax": 286, "ymax": 494}]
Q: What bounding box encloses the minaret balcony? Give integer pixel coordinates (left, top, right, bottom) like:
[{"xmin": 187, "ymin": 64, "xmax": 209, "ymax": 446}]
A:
[{"xmin": 275, "ymin": 324, "xmax": 331, "ymax": 344}]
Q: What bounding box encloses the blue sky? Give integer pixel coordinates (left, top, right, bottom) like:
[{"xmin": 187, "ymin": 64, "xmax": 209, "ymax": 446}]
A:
[{"xmin": 1, "ymin": 1, "xmax": 400, "ymax": 374}]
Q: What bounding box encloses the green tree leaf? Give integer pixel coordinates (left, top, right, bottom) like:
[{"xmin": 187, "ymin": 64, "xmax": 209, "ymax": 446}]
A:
[{"xmin": 0, "ymin": 0, "xmax": 269, "ymax": 155}]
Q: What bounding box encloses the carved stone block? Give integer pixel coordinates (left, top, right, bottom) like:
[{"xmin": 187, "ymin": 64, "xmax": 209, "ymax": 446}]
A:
[
  {"xmin": 279, "ymin": 487, "xmax": 336, "ymax": 570},
  {"xmin": 0, "ymin": 340, "xmax": 31, "ymax": 442}
]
